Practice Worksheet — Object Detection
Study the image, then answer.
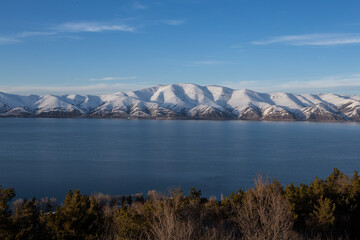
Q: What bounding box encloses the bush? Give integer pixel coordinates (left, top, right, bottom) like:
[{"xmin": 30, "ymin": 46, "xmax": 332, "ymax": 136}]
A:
[
  {"xmin": 2, "ymin": 168, "xmax": 360, "ymax": 239},
  {"xmin": 234, "ymin": 175, "xmax": 295, "ymax": 240}
]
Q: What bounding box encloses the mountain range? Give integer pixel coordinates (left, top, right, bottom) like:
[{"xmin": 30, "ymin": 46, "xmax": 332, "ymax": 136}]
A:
[{"xmin": 1, "ymin": 83, "xmax": 360, "ymax": 121}]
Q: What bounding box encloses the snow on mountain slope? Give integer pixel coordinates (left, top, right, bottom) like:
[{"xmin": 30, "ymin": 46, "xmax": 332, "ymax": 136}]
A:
[
  {"xmin": 149, "ymin": 83, "xmax": 221, "ymax": 111},
  {"xmin": 61, "ymin": 94, "xmax": 103, "ymax": 112},
  {"xmin": 206, "ymin": 85, "xmax": 233, "ymax": 106},
  {"xmin": 269, "ymin": 92, "xmax": 311, "ymax": 109},
  {"xmin": 225, "ymin": 89, "xmax": 275, "ymax": 119},
  {"xmin": 34, "ymin": 95, "xmax": 85, "ymax": 117},
  {"xmin": 0, "ymin": 83, "xmax": 359, "ymax": 121},
  {"xmin": 0, "ymin": 92, "xmax": 39, "ymax": 112}
]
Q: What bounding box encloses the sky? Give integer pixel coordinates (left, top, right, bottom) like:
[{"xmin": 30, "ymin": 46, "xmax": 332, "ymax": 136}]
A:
[{"xmin": 1, "ymin": 0, "xmax": 360, "ymax": 95}]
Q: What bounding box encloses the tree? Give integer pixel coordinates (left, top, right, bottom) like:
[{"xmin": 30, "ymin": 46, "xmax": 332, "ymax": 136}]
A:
[
  {"xmin": 113, "ymin": 205, "xmax": 147, "ymax": 239},
  {"xmin": 230, "ymin": 189, "xmax": 244, "ymax": 206},
  {"xmin": 47, "ymin": 190, "xmax": 103, "ymax": 240},
  {"xmin": 0, "ymin": 186, "xmax": 16, "ymax": 239},
  {"xmin": 12, "ymin": 198, "xmax": 44, "ymax": 240},
  {"xmin": 311, "ymin": 197, "xmax": 335, "ymax": 232},
  {"xmin": 189, "ymin": 188, "xmax": 201, "ymax": 200},
  {"xmin": 285, "ymin": 183, "xmax": 313, "ymax": 231}
]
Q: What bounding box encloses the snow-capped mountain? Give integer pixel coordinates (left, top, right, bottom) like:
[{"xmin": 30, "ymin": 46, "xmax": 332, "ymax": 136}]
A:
[{"xmin": 1, "ymin": 83, "xmax": 360, "ymax": 121}]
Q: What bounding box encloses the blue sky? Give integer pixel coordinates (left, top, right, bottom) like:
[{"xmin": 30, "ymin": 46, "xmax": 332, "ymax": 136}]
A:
[{"xmin": 1, "ymin": 0, "xmax": 360, "ymax": 95}]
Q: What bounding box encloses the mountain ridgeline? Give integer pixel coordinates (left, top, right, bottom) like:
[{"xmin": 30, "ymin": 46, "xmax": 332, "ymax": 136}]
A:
[{"xmin": 1, "ymin": 83, "xmax": 360, "ymax": 121}]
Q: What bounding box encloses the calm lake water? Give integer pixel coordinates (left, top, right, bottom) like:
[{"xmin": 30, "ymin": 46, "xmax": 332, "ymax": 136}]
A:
[{"xmin": 0, "ymin": 118, "xmax": 359, "ymax": 200}]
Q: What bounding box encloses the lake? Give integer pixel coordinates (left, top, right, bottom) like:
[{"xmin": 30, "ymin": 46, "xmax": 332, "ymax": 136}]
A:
[{"xmin": 0, "ymin": 118, "xmax": 359, "ymax": 200}]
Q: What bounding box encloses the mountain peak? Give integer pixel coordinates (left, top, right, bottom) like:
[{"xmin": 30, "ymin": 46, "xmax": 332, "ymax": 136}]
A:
[{"xmin": 0, "ymin": 83, "xmax": 359, "ymax": 121}]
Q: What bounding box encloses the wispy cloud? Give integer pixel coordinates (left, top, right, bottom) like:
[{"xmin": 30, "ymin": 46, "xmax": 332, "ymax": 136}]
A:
[
  {"xmin": 276, "ymin": 74, "xmax": 360, "ymax": 90},
  {"xmin": 0, "ymin": 37, "xmax": 20, "ymax": 45},
  {"xmin": 252, "ymin": 33, "xmax": 360, "ymax": 46},
  {"xmin": 0, "ymin": 18, "xmax": 185, "ymax": 45},
  {"xmin": 0, "ymin": 21, "xmax": 135, "ymax": 45},
  {"xmin": 53, "ymin": 22, "xmax": 135, "ymax": 33},
  {"xmin": 0, "ymin": 82, "xmax": 151, "ymax": 95},
  {"xmin": 230, "ymin": 44, "xmax": 242, "ymax": 49},
  {"xmin": 222, "ymin": 81, "xmax": 259, "ymax": 90},
  {"xmin": 3, "ymin": 74, "xmax": 360, "ymax": 95},
  {"xmin": 90, "ymin": 76, "xmax": 137, "ymax": 81},
  {"xmin": 223, "ymin": 73, "xmax": 360, "ymax": 94},
  {"xmin": 160, "ymin": 19, "xmax": 185, "ymax": 26},
  {"xmin": 133, "ymin": 2, "xmax": 147, "ymax": 10},
  {"xmin": 190, "ymin": 61, "xmax": 232, "ymax": 66},
  {"xmin": 18, "ymin": 31, "xmax": 58, "ymax": 38}
]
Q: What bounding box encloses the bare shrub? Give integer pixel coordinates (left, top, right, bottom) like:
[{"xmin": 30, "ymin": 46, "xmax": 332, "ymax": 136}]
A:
[
  {"xmin": 147, "ymin": 190, "xmax": 199, "ymax": 240},
  {"xmin": 11, "ymin": 199, "xmax": 24, "ymax": 212},
  {"xmin": 147, "ymin": 189, "xmax": 237, "ymax": 240},
  {"xmin": 100, "ymin": 204, "xmax": 117, "ymax": 240},
  {"xmin": 38, "ymin": 197, "xmax": 57, "ymax": 213},
  {"xmin": 92, "ymin": 193, "xmax": 112, "ymax": 206},
  {"xmin": 147, "ymin": 190, "xmax": 162, "ymax": 201},
  {"xmin": 234, "ymin": 175, "xmax": 295, "ymax": 240},
  {"xmin": 199, "ymin": 227, "xmax": 236, "ymax": 240}
]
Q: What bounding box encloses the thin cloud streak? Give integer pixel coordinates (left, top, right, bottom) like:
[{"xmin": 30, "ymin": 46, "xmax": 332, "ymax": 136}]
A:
[
  {"xmin": 2, "ymin": 74, "xmax": 360, "ymax": 95},
  {"xmin": 190, "ymin": 61, "xmax": 232, "ymax": 65},
  {"xmin": 222, "ymin": 81, "xmax": 259, "ymax": 90},
  {"xmin": 223, "ymin": 74, "xmax": 360, "ymax": 94},
  {"xmin": 0, "ymin": 19, "xmax": 185, "ymax": 45},
  {"xmin": 0, "ymin": 37, "xmax": 20, "ymax": 45},
  {"xmin": 18, "ymin": 31, "xmax": 58, "ymax": 38},
  {"xmin": 133, "ymin": 2, "xmax": 147, "ymax": 10},
  {"xmin": 230, "ymin": 44, "xmax": 242, "ymax": 49},
  {"xmin": 90, "ymin": 76, "xmax": 137, "ymax": 81},
  {"xmin": 53, "ymin": 22, "xmax": 135, "ymax": 33},
  {"xmin": 252, "ymin": 33, "xmax": 360, "ymax": 46},
  {"xmin": 160, "ymin": 19, "xmax": 185, "ymax": 26},
  {"xmin": 0, "ymin": 83, "xmax": 151, "ymax": 95},
  {"xmin": 0, "ymin": 21, "xmax": 135, "ymax": 45},
  {"xmin": 276, "ymin": 74, "xmax": 360, "ymax": 89}
]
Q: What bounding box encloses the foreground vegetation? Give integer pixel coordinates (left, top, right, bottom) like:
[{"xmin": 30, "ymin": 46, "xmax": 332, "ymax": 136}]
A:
[{"xmin": 1, "ymin": 168, "xmax": 360, "ymax": 239}]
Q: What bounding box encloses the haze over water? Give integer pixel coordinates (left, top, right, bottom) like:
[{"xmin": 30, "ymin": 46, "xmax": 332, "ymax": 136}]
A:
[{"xmin": 1, "ymin": 118, "xmax": 359, "ymax": 200}]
